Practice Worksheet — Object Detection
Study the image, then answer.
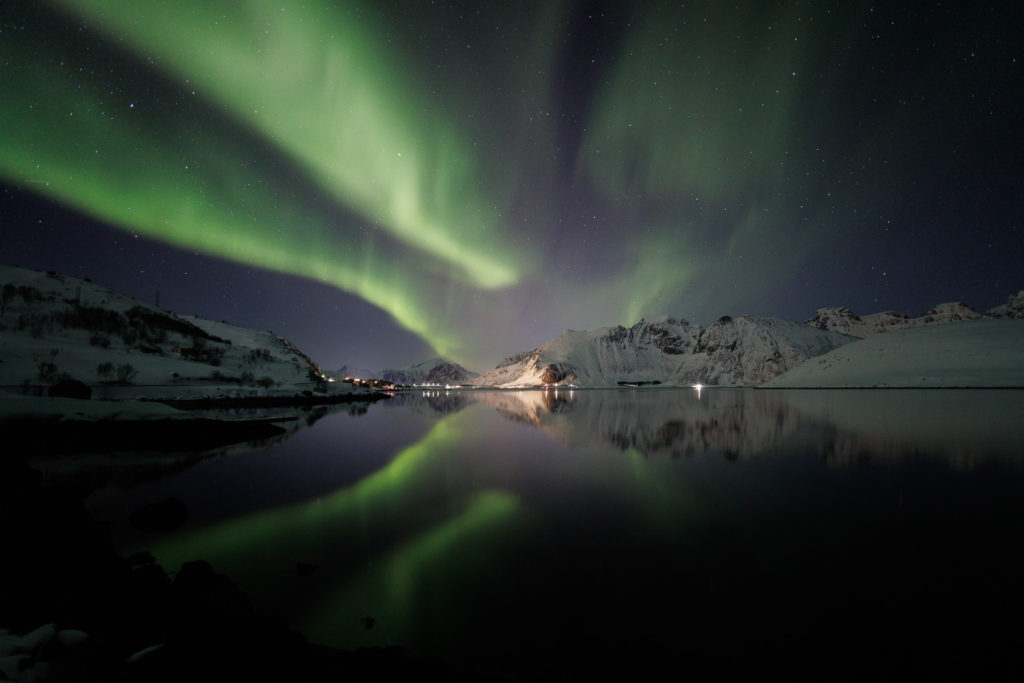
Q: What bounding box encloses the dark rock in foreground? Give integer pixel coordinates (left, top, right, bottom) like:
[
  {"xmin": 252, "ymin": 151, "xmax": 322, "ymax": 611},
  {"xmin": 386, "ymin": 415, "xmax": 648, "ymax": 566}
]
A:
[
  {"xmin": 2, "ymin": 416, "xmax": 289, "ymax": 455},
  {"xmin": 0, "ymin": 455, "xmax": 500, "ymax": 682},
  {"xmin": 49, "ymin": 379, "xmax": 92, "ymax": 400}
]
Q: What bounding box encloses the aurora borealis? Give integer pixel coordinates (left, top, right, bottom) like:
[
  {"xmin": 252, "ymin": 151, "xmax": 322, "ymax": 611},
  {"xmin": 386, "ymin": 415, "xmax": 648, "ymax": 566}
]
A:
[{"xmin": 2, "ymin": 1, "xmax": 1021, "ymax": 371}]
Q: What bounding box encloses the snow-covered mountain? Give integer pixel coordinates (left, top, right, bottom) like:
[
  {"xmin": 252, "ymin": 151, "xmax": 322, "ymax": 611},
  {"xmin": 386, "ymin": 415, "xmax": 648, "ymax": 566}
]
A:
[
  {"xmin": 0, "ymin": 265, "xmax": 364, "ymax": 400},
  {"xmin": 474, "ymin": 316, "xmax": 697, "ymax": 387},
  {"xmin": 806, "ymin": 301, "xmax": 981, "ymax": 338},
  {"xmin": 333, "ymin": 364, "xmax": 374, "ymax": 380},
  {"xmin": 765, "ymin": 318, "xmax": 1024, "ymax": 388},
  {"xmin": 331, "ymin": 358, "xmax": 479, "ymax": 385},
  {"xmin": 474, "ymin": 291, "xmax": 1022, "ymax": 389},
  {"xmin": 473, "ymin": 315, "xmax": 853, "ymax": 388},
  {"xmin": 672, "ymin": 316, "xmax": 856, "ymax": 385},
  {"xmin": 378, "ymin": 357, "xmax": 479, "ymax": 386}
]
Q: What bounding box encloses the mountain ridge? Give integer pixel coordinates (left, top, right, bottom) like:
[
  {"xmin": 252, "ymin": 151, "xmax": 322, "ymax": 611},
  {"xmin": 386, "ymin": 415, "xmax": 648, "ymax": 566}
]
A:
[
  {"xmin": 471, "ymin": 293, "xmax": 1023, "ymax": 388},
  {"xmin": 377, "ymin": 357, "xmax": 479, "ymax": 386},
  {"xmin": 472, "ymin": 315, "xmax": 853, "ymax": 388}
]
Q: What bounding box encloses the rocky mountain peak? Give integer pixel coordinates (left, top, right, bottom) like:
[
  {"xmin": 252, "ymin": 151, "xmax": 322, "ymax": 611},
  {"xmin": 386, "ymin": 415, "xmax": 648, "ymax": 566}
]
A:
[
  {"xmin": 986, "ymin": 291, "xmax": 1024, "ymax": 319},
  {"xmin": 379, "ymin": 357, "xmax": 479, "ymax": 386}
]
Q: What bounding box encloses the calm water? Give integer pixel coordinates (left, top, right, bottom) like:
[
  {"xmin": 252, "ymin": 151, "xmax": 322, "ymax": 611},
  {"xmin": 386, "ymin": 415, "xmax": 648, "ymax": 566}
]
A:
[{"xmin": 86, "ymin": 388, "xmax": 1024, "ymax": 677}]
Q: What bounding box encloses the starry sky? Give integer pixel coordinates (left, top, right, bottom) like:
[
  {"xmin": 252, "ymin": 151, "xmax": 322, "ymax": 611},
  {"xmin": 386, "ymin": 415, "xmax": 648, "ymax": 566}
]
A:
[{"xmin": 2, "ymin": 1, "xmax": 1021, "ymax": 372}]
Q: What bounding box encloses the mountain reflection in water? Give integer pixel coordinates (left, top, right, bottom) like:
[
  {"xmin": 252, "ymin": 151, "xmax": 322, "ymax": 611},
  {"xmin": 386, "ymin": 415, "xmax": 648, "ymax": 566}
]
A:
[
  {"xmin": 473, "ymin": 387, "xmax": 1024, "ymax": 466},
  {"xmin": 106, "ymin": 388, "xmax": 1024, "ymax": 678}
]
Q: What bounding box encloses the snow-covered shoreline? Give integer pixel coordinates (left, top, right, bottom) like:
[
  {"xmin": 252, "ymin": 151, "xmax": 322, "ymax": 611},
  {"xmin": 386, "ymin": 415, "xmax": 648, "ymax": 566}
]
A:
[{"xmin": 0, "ymin": 265, "xmax": 387, "ymax": 414}]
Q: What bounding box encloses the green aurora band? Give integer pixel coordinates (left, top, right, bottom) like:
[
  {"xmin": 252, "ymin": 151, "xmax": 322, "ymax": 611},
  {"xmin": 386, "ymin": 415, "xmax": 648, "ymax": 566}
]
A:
[
  {"xmin": 572, "ymin": 3, "xmax": 833, "ymax": 319},
  {"xmin": 1, "ymin": 1, "xmax": 532, "ymax": 360},
  {"xmin": 578, "ymin": 4, "xmax": 806, "ymax": 201},
  {"xmin": 51, "ymin": 0, "xmax": 523, "ymax": 289}
]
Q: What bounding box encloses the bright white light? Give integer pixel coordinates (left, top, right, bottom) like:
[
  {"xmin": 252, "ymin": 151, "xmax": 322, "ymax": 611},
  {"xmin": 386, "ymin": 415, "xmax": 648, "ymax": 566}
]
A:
[{"xmin": 693, "ymin": 383, "xmax": 703, "ymax": 399}]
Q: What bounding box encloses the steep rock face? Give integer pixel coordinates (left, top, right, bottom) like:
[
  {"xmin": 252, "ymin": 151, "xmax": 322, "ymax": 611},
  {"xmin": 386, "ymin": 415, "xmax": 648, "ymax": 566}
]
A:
[
  {"xmin": 987, "ymin": 291, "xmax": 1024, "ymax": 319},
  {"xmin": 587, "ymin": 316, "xmax": 702, "ymax": 370},
  {"xmin": 379, "ymin": 357, "xmax": 478, "ymax": 385},
  {"xmin": 634, "ymin": 316, "xmax": 699, "ymax": 355},
  {"xmin": 675, "ymin": 316, "xmax": 853, "ymax": 385},
  {"xmin": 540, "ymin": 362, "xmax": 574, "ymax": 385},
  {"xmin": 919, "ymin": 302, "xmax": 980, "ymax": 324},
  {"xmin": 806, "ymin": 307, "xmax": 869, "ymax": 337},
  {"xmin": 693, "ymin": 316, "xmax": 739, "ymax": 354},
  {"xmin": 860, "ymin": 311, "xmax": 914, "ymax": 335}
]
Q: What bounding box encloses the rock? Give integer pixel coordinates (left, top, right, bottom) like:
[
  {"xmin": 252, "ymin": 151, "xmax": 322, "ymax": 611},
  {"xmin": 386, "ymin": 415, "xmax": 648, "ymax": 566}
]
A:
[
  {"xmin": 986, "ymin": 291, "xmax": 1024, "ymax": 318},
  {"xmin": 55, "ymin": 629, "xmax": 90, "ymax": 647},
  {"xmin": 0, "ymin": 633, "xmax": 19, "ymax": 657},
  {"xmin": 0, "ymin": 654, "xmax": 31, "ymax": 679},
  {"xmin": 18, "ymin": 623, "xmax": 56, "ymax": 653},
  {"xmin": 540, "ymin": 363, "xmax": 572, "ymax": 384},
  {"xmin": 126, "ymin": 643, "xmax": 166, "ymax": 664},
  {"xmin": 48, "ymin": 378, "xmax": 91, "ymax": 399}
]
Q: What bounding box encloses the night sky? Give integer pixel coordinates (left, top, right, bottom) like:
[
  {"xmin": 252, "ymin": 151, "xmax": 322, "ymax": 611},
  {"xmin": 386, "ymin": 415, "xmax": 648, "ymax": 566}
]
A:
[{"xmin": 2, "ymin": 1, "xmax": 1021, "ymax": 372}]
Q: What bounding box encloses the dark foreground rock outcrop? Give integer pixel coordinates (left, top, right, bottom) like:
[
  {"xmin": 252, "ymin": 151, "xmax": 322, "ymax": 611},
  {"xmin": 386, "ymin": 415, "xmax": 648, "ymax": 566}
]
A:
[{"xmin": 0, "ymin": 456, "xmax": 497, "ymax": 682}]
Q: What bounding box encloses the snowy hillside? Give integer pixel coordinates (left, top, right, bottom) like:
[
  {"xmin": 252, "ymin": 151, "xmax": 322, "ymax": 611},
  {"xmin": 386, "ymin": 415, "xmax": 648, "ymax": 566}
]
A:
[
  {"xmin": 0, "ymin": 265, "xmax": 365, "ymax": 400},
  {"xmin": 378, "ymin": 357, "xmax": 479, "ymax": 386},
  {"xmin": 333, "ymin": 364, "xmax": 374, "ymax": 380},
  {"xmin": 764, "ymin": 318, "xmax": 1024, "ymax": 388},
  {"xmin": 473, "ymin": 315, "xmax": 852, "ymax": 388}
]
